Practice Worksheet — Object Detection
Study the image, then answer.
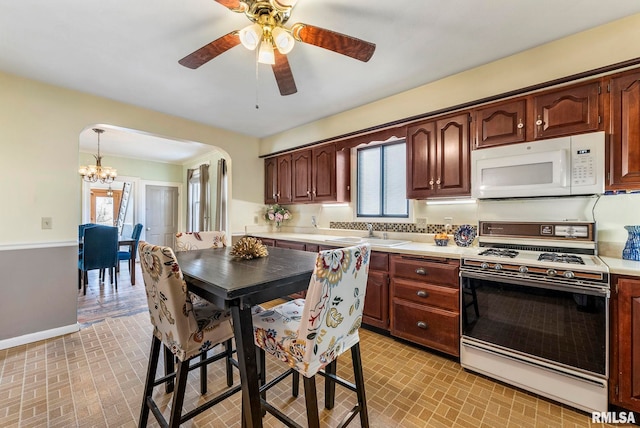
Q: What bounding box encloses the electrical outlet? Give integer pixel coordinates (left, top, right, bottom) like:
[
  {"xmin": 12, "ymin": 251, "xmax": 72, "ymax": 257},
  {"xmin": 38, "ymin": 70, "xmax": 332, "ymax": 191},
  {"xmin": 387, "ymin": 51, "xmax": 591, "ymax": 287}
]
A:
[
  {"xmin": 444, "ymin": 216, "xmax": 453, "ymax": 224},
  {"xmin": 253, "ymin": 215, "xmax": 259, "ymax": 224},
  {"xmin": 41, "ymin": 217, "xmax": 52, "ymax": 229},
  {"xmin": 416, "ymin": 217, "xmax": 427, "ymax": 227}
]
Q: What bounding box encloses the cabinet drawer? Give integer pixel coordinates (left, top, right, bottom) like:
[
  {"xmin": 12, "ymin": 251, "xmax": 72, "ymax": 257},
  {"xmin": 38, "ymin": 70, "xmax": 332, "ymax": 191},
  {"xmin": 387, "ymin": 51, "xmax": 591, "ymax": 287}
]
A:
[
  {"xmin": 392, "ymin": 278, "xmax": 459, "ymax": 312},
  {"xmin": 391, "ymin": 300, "xmax": 459, "ymax": 357},
  {"xmin": 391, "ymin": 256, "xmax": 458, "ymax": 287},
  {"xmin": 370, "ymin": 251, "xmax": 389, "ymax": 271},
  {"xmin": 275, "ymin": 240, "xmax": 306, "ymax": 251}
]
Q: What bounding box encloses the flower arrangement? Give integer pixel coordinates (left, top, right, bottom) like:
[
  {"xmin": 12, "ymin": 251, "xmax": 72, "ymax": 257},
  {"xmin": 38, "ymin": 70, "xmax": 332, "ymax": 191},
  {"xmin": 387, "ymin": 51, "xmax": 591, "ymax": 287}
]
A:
[{"xmin": 264, "ymin": 204, "xmax": 292, "ymax": 227}]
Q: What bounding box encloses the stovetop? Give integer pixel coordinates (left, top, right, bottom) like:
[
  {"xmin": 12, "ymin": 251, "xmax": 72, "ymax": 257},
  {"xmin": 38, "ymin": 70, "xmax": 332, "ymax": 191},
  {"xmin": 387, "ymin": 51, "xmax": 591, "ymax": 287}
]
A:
[{"xmin": 460, "ymin": 221, "xmax": 609, "ymax": 286}]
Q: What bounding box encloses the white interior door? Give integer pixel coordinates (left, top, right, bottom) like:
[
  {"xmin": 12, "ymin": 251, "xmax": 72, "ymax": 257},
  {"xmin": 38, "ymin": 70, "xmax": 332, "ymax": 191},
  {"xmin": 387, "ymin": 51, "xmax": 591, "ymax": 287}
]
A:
[{"xmin": 145, "ymin": 185, "xmax": 179, "ymax": 247}]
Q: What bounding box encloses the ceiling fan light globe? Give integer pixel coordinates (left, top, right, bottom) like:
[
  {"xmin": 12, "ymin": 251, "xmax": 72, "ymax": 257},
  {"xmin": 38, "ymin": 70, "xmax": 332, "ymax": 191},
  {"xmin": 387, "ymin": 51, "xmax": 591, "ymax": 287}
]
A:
[
  {"xmin": 258, "ymin": 40, "xmax": 275, "ymax": 64},
  {"xmin": 239, "ymin": 23, "xmax": 263, "ymax": 50},
  {"xmin": 272, "ymin": 27, "xmax": 294, "ymax": 54}
]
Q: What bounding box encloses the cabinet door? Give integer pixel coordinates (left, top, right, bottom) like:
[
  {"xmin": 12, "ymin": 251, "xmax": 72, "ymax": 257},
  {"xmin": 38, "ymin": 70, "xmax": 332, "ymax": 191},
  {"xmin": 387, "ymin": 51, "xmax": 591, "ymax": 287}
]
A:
[
  {"xmin": 406, "ymin": 120, "xmax": 437, "ymax": 198},
  {"xmin": 311, "ymin": 144, "xmax": 337, "ymax": 202},
  {"xmin": 474, "ymin": 98, "xmax": 527, "ymax": 148},
  {"xmin": 614, "ymin": 276, "xmax": 640, "ymax": 412},
  {"xmin": 292, "ymin": 150, "xmax": 312, "ymax": 203},
  {"xmin": 276, "ymin": 155, "xmax": 293, "ymax": 204},
  {"xmin": 609, "ymin": 71, "xmax": 640, "ymax": 189},
  {"xmin": 435, "ymin": 113, "xmax": 470, "ymax": 196},
  {"xmin": 264, "ymin": 157, "xmax": 278, "ymax": 204},
  {"xmin": 531, "ymin": 81, "xmax": 601, "ymax": 140},
  {"xmin": 362, "ymin": 270, "xmax": 389, "ymax": 330}
]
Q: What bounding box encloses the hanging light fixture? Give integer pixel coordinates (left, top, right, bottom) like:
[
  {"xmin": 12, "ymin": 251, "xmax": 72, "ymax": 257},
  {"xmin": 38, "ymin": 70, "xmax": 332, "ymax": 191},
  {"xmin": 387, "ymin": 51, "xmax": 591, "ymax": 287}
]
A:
[
  {"xmin": 78, "ymin": 128, "xmax": 117, "ymax": 184},
  {"xmin": 106, "ymin": 185, "xmax": 114, "ymax": 197}
]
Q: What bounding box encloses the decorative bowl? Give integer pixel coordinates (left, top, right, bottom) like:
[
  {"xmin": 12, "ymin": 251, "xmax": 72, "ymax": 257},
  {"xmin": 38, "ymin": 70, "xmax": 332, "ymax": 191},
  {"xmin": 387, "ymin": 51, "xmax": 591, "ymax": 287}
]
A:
[{"xmin": 434, "ymin": 238, "xmax": 449, "ymax": 246}]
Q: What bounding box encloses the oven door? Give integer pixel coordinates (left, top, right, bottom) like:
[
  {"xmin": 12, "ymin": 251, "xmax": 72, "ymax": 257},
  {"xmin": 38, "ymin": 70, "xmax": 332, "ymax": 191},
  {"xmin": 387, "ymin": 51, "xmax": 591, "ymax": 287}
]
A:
[{"xmin": 460, "ymin": 270, "xmax": 609, "ymax": 377}]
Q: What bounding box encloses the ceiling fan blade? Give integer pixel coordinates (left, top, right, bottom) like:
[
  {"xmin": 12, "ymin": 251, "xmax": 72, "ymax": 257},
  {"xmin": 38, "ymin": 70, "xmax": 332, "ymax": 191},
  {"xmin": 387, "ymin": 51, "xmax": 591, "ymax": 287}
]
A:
[
  {"xmin": 272, "ymin": 51, "xmax": 297, "ymax": 96},
  {"xmin": 291, "ymin": 23, "xmax": 375, "ymax": 62},
  {"xmin": 178, "ymin": 31, "xmax": 241, "ymax": 69},
  {"xmin": 213, "ymin": 0, "xmax": 248, "ymax": 12}
]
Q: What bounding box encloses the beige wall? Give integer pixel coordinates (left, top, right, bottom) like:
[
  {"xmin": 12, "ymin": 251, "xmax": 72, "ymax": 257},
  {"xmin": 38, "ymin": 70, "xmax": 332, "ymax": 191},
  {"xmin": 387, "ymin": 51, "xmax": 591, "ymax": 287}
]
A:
[
  {"xmin": 0, "ymin": 72, "xmax": 262, "ymax": 246},
  {"xmin": 260, "ymin": 13, "xmax": 640, "ymax": 155}
]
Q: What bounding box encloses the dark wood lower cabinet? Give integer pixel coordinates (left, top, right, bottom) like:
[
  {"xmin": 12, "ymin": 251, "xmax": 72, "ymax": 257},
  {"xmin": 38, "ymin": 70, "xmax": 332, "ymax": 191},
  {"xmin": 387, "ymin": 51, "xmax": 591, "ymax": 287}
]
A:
[
  {"xmin": 390, "ymin": 255, "xmax": 460, "ymax": 357},
  {"xmin": 610, "ymin": 275, "xmax": 640, "ymax": 413},
  {"xmin": 362, "ymin": 252, "xmax": 390, "ymax": 330}
]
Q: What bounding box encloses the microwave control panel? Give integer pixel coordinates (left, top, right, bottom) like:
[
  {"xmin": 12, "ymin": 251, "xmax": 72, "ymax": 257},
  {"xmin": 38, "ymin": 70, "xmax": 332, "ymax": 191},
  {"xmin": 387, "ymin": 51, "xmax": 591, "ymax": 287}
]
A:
[{"xmin": 571, "ymin": 147, "xmax": 596, "ymax": 186}]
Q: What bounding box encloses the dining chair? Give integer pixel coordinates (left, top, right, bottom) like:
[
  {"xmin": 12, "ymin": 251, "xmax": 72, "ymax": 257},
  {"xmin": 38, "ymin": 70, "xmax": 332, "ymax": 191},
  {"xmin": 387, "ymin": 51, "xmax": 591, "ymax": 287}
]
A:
[
  {"xmin": 137, "ymin": 242, "xmax": 239, "ymax": 428},
  {"xmin": 117, "ymin": 223, "xmax": 143, "ymax": 284},
  {"xmin": 252, "ymin": 243, "xmax": 372, "ymax": 428},
  {"xmin": 78, "ymin": 225, "xmax": 118, "ymax": 295},
  {"xmin": 175, "ymin": 231, "xmax": 227, "ymax": 251},
  {"xmin": 77, "ymin": 223, "xmax": 95, "ymax": 260}
]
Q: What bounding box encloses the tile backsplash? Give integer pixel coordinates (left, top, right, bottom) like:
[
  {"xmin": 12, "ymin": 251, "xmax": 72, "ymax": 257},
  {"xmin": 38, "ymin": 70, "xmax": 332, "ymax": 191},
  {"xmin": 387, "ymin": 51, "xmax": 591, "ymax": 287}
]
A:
[{"xmin": 329, "ymin": 221, "xmax": 472, "ymax": 235}]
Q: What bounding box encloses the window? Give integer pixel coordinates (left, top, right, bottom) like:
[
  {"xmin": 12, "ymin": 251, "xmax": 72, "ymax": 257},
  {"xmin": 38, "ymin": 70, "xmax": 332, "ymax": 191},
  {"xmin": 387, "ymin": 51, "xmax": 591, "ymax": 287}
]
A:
[
  {"xmin": 357, "ymin": 140, "xmax": 408, "ymax": 218},
  {"xmin": 188, "ymin": 170, "xmax": 202, "ymax": 231}
]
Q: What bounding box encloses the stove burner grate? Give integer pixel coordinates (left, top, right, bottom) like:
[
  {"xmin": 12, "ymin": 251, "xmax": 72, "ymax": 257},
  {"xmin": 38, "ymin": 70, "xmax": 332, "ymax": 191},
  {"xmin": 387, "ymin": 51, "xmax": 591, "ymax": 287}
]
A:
[
  {"xmin": 478, "ymin": 248, "xmax": 519, "ymax": 258},
  {"xmin": 538, "ymin": 252, "xmax": 585, "ymax": 265}
]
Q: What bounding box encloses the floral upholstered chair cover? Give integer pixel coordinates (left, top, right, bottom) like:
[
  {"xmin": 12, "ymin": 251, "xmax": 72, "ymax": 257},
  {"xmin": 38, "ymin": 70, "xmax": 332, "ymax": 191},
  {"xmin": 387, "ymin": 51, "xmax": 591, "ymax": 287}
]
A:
[
  {"xmin": 253, "ymin": 244, "xmax": 371, "ymax": 377},
  {"xmin": 175, "ymin": 231, "xmax": 226, "ymax": 252},
  {"xmin": 138, "ymin": 242, "xmax": 234, "ymax": 361}
]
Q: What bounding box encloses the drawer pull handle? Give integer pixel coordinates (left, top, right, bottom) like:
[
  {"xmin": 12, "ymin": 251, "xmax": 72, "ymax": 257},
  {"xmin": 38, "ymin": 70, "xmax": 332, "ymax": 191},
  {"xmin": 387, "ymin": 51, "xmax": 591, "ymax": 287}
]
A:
[
  {"xmin": 415, "ymin": 268, "xmax": 427, "ymax": 275},
  {"xmin": 416, "ymin": 290, "xmax": 429, "ymax": 298},
  {"xmin": 417, "ymin": 321, "xmax": 428, "ymax": 329}
]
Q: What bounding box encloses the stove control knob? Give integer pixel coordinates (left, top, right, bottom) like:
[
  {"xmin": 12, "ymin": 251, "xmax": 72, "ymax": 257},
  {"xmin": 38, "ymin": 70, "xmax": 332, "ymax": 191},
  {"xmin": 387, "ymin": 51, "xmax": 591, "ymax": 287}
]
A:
[
  {"xmin": 519, "ymin": 266, "xmax": 528, "ymax": 274},
  {"xmin": 480, "ymin": 262, "xmax": 489, "ymax": 269},
  {"xmin": 546, "ymin": 268, "xmax": 557, "ymax": 277},
  {"xmin": 494, "ymin": 264, "xmax": 503, "ymax": 271},
  {"xmin": 564, "ymin": 271, "xmax": 575, "ymax": 279}
]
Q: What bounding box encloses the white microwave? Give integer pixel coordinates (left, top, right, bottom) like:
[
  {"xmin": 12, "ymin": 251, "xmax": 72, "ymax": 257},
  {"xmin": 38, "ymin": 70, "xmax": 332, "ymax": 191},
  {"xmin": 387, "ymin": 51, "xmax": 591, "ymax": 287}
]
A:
[{"xmin": 471, "ymin": 131, "xmax": 605, "ymax": 199}]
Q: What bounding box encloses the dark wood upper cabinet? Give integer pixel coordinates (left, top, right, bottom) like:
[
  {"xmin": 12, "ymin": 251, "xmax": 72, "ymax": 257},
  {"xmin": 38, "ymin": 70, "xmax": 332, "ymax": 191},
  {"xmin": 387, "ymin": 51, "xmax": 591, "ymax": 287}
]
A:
[
  {"xmin": 264, "ymin": 157, "xmax": 278, "ymax": 205},
  {"xmin": 531, "ymin": 81, "xmax": 601, "ymax": 140},
  {"xmin": 264, "ymin": 143, "xmax": 350, "ymax": 204},
  {"xmin": 276, "ymin": 154, "xmax": 293, "ymax": 204},
  {"xmin": 291, "ymin": 150, "xmax": 312, "ymax": 203},
  {"xmin": 311, "ymin": 145, "xmax": 338, "ymax": 202},
  {"xmin": 474, "ymin": 98, "xmax": 527, "ymax": 149},
  {"xmin": 608, "ymin": 69, "xmax": 640, "ymax": 189},
  {"xmin": 406, "ymin": 113, "xmax": 470, "ymax": 198}
]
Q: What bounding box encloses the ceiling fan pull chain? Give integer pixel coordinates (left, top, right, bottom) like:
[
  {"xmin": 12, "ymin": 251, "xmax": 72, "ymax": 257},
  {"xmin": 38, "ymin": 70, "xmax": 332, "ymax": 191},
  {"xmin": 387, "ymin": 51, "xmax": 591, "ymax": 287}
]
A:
[{"xmin": 255, "ymin": 48, "xmax": 260, "ymax": 109}]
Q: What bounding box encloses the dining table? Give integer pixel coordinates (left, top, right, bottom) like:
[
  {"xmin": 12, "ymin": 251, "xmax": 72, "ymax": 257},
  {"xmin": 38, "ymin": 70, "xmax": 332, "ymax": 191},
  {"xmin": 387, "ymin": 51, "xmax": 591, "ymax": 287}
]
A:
[{"xmin": 175, "ymin": 245, "xmax": 318, "ymax": 428}]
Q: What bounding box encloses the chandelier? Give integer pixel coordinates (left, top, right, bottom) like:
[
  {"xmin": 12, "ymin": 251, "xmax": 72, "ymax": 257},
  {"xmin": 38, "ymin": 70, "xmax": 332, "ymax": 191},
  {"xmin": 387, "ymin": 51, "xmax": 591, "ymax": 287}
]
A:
[{"xmin": 78, "ymin": 128, "xmax": 117, "ymax": 184}]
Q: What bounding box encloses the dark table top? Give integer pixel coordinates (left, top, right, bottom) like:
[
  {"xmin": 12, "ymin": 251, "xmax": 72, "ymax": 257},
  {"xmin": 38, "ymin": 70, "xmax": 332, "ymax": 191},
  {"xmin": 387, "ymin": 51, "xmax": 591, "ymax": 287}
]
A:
[{"xmin": 175, "ymin": 246, "xmax": 318, "ymax": 306}]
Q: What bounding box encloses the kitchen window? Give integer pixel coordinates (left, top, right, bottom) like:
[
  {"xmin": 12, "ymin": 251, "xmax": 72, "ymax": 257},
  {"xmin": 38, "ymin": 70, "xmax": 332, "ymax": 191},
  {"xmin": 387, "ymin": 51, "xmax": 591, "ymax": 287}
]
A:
[{"xmin": 357, "ymin": 140, "xmax": 408, "ymax": 218}]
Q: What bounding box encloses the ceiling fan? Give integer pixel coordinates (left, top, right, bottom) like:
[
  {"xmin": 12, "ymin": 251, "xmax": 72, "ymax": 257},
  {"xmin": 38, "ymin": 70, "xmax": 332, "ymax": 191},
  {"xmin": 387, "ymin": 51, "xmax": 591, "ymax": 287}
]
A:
[{"xmin": 178, "ymin": 0, "xmax": 376, "ymax": 96}]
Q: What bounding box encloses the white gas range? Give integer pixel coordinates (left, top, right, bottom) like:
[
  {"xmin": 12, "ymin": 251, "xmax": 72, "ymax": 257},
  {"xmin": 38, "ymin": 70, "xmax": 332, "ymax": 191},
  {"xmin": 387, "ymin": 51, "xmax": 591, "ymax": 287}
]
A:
[{"xmin": 460, "ymin": 221, "xmax": 610, "ymax": 413}]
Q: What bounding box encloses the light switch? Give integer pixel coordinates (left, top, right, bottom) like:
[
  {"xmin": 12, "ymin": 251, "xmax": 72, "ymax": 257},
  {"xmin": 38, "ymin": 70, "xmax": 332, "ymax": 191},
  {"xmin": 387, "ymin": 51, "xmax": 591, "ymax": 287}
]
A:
[{"xmin": 41, "ymin": 217, "xmax": 52, "ymax": 229}]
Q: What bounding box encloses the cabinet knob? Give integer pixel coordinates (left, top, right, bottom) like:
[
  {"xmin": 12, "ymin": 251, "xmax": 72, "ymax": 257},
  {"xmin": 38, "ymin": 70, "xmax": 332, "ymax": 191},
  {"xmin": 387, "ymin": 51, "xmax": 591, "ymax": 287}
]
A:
[
  {"xmin": 429, "ymin": 178, "xmax": 434, "ymax": 189},
  {"xmin": 436, "ymin": 178, "xmax": 441, "ymax": 189},
  {"xmin": 517, "ymin": 119, "xmax": 524, "ymax": 129},
  {"xmin": 417, "ymin": 321, "xmax": 428, "ymax": 329},
  {"xmin": 535, "ymin": 115, "xmax": 543, "ymax": 127},
  {"xmin": 416, "ymin": 290, "xmax": 429, "ymax": 298},
  {"xmin": 415, "ymin": 268, "xmax": 427, "ymax": 275},
  {"xmin": 312, "ymin": 189, "xmax": 316, "ymax": 196}
]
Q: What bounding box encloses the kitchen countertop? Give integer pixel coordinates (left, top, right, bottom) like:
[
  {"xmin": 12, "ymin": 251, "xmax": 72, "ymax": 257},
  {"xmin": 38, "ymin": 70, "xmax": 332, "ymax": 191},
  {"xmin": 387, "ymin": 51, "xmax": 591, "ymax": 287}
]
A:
[
  {"xmin": 249, "ymin": 231, "xmax": 475, "ymax": 259},
  {"xmin": 247, "ymin": 231, "xmax": 640, "ymax": 277},
  {"xmin": 600, "ymin": 256, "xmax": 640, "ymax": 277}
]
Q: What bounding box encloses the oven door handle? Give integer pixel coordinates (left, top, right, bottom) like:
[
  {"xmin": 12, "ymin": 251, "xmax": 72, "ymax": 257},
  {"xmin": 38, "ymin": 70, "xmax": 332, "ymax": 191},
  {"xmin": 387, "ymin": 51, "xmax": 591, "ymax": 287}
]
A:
[{"xmin": 460, "ymin": 270, "xmax": 610, "ymax": 297}]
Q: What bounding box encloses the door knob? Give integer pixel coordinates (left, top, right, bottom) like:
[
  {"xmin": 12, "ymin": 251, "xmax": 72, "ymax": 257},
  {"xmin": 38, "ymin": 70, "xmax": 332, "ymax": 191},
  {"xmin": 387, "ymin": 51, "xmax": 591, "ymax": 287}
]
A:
[{"xmin": 146, "ymin": 227, "xmax": 151, "ymax": 231}]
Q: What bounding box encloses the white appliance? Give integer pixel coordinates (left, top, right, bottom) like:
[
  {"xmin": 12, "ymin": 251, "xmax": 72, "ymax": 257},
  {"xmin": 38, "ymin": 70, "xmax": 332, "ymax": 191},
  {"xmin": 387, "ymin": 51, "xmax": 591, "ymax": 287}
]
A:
[
  {"xmin": 460, "ymin": 221, "xmax": 610, "ymax": 413},
  {"xmin": 471, "ymin": 131, "xmax": 605, "ymax": 199}
]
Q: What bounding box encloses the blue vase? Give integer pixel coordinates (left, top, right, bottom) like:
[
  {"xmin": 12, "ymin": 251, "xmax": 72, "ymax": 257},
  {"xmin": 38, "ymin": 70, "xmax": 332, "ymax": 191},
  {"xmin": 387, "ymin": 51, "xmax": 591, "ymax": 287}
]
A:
[{"xmin": 622, "ymin": 225, "xmax": 640, "ymax": 261}]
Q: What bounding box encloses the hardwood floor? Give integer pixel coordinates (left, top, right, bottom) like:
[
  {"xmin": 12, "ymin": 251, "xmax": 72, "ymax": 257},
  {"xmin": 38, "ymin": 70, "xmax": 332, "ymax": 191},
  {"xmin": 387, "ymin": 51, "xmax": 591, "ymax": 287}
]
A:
[{"xmin": 77, "ymin": 261, "xmax": 148, "ymax": 326}]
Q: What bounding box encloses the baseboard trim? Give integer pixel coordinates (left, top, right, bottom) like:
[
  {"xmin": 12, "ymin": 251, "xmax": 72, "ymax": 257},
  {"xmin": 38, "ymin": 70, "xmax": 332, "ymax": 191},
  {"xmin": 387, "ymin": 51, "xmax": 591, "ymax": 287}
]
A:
[{"xmin": 0, "ymin": 323, "xmax": 80, "ymax": 350}]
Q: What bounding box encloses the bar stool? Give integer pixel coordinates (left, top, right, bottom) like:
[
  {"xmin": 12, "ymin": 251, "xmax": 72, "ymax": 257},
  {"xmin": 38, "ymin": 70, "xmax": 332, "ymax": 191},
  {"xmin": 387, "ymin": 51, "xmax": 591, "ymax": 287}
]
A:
[
  {"xmin": 252, "ymin": 244, "xmax": 372, "ymax": 428},
  {"xmin": 137, "ymin": 242, "xmax": 239, "ymax": 428}
]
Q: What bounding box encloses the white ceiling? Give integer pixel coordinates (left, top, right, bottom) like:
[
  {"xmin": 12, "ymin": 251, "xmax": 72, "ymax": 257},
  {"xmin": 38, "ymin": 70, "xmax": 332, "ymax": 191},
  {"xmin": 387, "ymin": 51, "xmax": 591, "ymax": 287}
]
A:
[{"xmin": 2, "ymin": 1, "xmax": 640, "ymax": 162}]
